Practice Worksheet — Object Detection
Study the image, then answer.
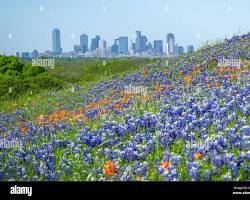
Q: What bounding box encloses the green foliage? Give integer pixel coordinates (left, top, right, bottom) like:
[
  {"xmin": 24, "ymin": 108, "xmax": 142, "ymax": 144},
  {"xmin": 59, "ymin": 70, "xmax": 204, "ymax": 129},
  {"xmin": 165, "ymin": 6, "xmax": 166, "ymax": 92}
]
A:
[
  {"xmin": 0, "ymin": 55, "xmax": 64, "ymax": 100},
  {"xmin": 28, "ymin": 73, "xmax": 65, "ymax": 90},
  {"xmin": 0, "ymin": 56, "xmax": 150, "ymax": 106},
  {"xmin": 0, "ymin": 55, "xmax": 24, "ymax": 74},
  {"xmin": 22, "ymin": 64, "xmax": 46, "ymax": 76},
  {"xmin": 0, "ymin": 75, "xmax": 29, "ymax": 99}
]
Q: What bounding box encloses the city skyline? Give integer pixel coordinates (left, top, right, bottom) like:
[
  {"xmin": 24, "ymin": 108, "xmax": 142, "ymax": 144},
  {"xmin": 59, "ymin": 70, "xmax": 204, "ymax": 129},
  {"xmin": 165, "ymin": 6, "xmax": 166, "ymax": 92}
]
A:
[
  {"xmin": 1, "ymin": 0, "xmax": 250, "ymax": 55},
  {"xmin": 15, "ymin": 29, "xmax": 191, "ymax": 58}
]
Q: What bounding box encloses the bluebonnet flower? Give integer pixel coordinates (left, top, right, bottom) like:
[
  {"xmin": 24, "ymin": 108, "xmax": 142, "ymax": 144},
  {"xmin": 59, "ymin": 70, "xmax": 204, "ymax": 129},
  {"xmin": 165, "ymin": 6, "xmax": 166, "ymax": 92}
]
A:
[{"xmin": 240, "ymin": 126, "xmax": 250, "ymax": 135}]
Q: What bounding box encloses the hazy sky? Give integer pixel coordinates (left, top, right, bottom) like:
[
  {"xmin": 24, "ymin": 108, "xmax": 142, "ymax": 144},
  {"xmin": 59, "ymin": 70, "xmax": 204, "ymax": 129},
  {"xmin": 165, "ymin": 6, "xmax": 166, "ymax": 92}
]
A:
[{"xmin": 0, "ymin": 0, "xmax": 250, "ymax": 55}]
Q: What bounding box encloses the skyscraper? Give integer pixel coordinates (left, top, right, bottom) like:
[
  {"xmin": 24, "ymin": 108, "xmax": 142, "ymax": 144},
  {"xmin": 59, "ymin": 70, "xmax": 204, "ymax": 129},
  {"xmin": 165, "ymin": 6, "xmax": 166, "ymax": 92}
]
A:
[
  {"xmin": 16, "ymin": 52, "xmax": 20, "ymax": 58},
  {"xmin": 90, "ymin": 35, "xmax": 101, "ymax": 51},
  {"xmin": 166, "ymin": 33, "xmax": 175, "ymax": 57},
  {"xmin": 135, "ymin": 31, "xmax": 142, "ymax": 53},
  {"xmin": 73, "ymin": 45, "xmax": 82, "ymax": 54},
  {"xmin": 153, "ymin": 40, "xmax": 163, "ymax": 55},
  {"xmin": 118, "ymin": 37, "xmax": 128, "ymax": 54},
  {"xmin": 52, "ymin": 28, "xmax": 62, "ymax": 55},
  {"xmin": 21, "ymin": 52, "xmax": 30, "ymax": 59},
  {"xmin": 187, "ymin": 45, "xmax": 194, "ymax": 53},
  {"xmin": 80, "ymin": 34, "xmax": 88, "ymax": 53},
  {"xmin": 132, "ymin": 43, "xmax": 135, "ymax": 52},
  {"xmin": 31, "ymin": 49, "xmax": 39, "ymax": 58},
  {"xmin": 141, "ymin": 36, "xmax": 147, "ymax": 52},
  {"xmin": 115, "ymin": 38, "xmax": 119, "ymax": 45},
  {"xmin": 111, "ymin": 43, "xmax": 118, "ymax": 55},
  {"xmin": 178, "ymin": 46, "xmax": 184, "ymax": 54},
  {"xmin": 98, "ymin": 40, "xmax": 107, "ymax": 57}
]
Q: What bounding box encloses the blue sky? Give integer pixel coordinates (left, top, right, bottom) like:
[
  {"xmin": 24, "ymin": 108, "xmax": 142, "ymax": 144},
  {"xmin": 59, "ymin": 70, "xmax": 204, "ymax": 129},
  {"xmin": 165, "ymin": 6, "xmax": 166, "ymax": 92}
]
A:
[{"xmin": 0, "ymin": 0, "xmax": 250, "ymax": 55}]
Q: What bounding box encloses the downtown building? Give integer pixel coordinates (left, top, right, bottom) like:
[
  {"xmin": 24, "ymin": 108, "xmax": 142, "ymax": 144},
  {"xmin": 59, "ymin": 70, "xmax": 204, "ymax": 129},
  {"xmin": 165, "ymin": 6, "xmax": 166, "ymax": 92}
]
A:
[
  {"xmin": 166, "ymin": 33, "xmax": 178, "ymax": 57},
  {"xmin": 135, "ymin": 31, "xmax": 148, "ymax": 55},
  {"xmin": 52, "ymin": 28, "xmax": 62, "ymax": 55},
  {"xmin": 187, "ymin": 45, "xmax": 195, "ymax": 53},
  {"xmin": 153, "ymin": 40, "xmax": 163, "ymax": 56},
  {"xmin": 97, "ymin": 40, "xmax": 107, "ymax": 57},
  {"xmin": 80, "ymin": 34, "xmax": 88, "ymax": 53},
  {"xmin": 118, "ymin": 37, "xmax": 128, "ymax": 54},
  {"xmin": 90, "ymin": 35, "xmax": 101, "ymax": 51}
]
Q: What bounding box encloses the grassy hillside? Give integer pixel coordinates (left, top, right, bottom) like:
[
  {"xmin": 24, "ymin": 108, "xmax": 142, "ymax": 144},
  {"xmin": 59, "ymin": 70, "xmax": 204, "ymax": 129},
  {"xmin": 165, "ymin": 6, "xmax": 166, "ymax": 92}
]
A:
[{"xmin": 0, "ymin": 34, "xmax": 249, "ymax": 181}]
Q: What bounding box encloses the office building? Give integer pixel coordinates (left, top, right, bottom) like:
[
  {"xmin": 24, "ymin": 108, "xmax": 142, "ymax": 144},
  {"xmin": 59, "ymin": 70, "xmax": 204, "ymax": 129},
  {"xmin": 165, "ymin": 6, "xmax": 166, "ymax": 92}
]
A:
[
  {"xmin": 111, "ymin": 43, "xmax": 118, "ymax": 55},
  {"xmin": 135, "ymin": 31, "xmax": 142, "ymax": 53},
  {"xmin": 16, "ymin": 52, "xmax": 20, "ymax": 58},
  {"xmin": 98, "ymin": 40, "xmax": 107, "ymax": 57},
  {"xmin": 178, "ymin": 46, "xmax": 184, "ymax": 54},
  {"xmin": 90, "ymin": 35, "xmax": 101, "ymax": 51},
  {"xmin": 31, "ymin": 49, "xmax": 39, "ymax": 58},
  {"xmin": 52, "ymin": 28, "xmax": 62, "ymax": 55},
  {"xmin": 21, "ymin": 52, "xmax": 29, "ymax": 59},
  {"xmin": 73, "ymin": 45, "xmax": 82, "ymax": 54},
  {"xmin": 154, "ymin": 40, "xmax": 163, "ymax": 55},
  {"xmin": 118, "ymin": 37, "xmax": 128, "ymax": 54},
  {"xmin": 187, "ymin": 45, "xmax": 194, "ymax": 53},
  {"xmin": 80, "ymin": 34, "xmax": 88, "ymax": 53},
  {"xmin": 166, "ymin": 33, "xmax": 176, "ymax": 57},
  {"xmin": 141, "ymin": 35, "xmax": 147, "ymax": 52}
]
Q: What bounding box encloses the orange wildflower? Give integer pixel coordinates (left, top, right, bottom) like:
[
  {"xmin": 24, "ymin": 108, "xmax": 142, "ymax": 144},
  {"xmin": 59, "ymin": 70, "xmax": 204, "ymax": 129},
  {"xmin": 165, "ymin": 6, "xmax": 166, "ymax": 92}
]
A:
[
  {"xmin": 184, "ymin": 75, "xmax": 192, "ymax": 86},
  {"xmin": 99, "ymin": 97, "xmax": 111, "ymax": 106},
  {"xmin": 36, "ymin": 115, "xmax": 46, "ymax": 125},
  {"xmin": 155, "ymin": 84, "xmax": 162, "ymax": 93},
  {"xmin": 86, "ymin": 102, "xmax": 98, "ymax": 109},
  {"xmin": 194, "ymin": 152, "xmax": 202, "ymax": 160},
  {"xmin": 160, "ymin": 161, "xmax": 170, "ymax": 169},
  {"xmin": 71, "ymin": 112, "xmax": 84, "ymax": 122},
  {"xmin": 112, "ymin": 102, "xmax": 122, "ymax": 110},
  {"xmin": 121, "ymin": 95, "xmax": 131, "ymax": 104},
  {"xmin": 21, "ymin": 127, "xmax": 27, "ymax": 134},
  {"xmin": 104, "ymin": 161, "xmax": 116, "ymax": 176},
  {"xmin": 78, "ymin": 106, "xmax": 85, "ymax": 112},
  {"xmin": 102, "ymin": 108, "xmax": 112, "ymax": 114},
  {"xmin": 219, "ymin": 65, "xmax": 226, "ymax": 74},
  {"xmin": 207, "ymin": 83, "xmax": 212, "ymax": 88},
  {"xmin": 226, "ymin": 74, "xmax": 236, "ymax": 81},
  {"xmin": 143, "ymin": 68, "xmax": 148, "ymax": 76},
  {"xmin": 215, "ymin": 81, "xmax": 221, "ymax": 88},
  {"xmin": 48, "ymin": 109, "xmax": 70, "ymax": 123}
]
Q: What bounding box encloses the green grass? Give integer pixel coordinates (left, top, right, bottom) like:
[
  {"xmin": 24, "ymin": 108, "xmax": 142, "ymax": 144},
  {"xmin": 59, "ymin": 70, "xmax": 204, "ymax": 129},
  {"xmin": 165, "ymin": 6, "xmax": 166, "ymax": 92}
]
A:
[{"xmin": 0, "ymin": 58, "xmax": 153, "ymax": 114}]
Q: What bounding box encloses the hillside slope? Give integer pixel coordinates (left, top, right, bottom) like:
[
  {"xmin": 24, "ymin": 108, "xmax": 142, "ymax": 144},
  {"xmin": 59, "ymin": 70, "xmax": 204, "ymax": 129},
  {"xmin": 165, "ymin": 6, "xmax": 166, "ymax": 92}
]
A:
[{"xmin": 0, "ymin": 34, "xmax": 249, "ymax": 181}]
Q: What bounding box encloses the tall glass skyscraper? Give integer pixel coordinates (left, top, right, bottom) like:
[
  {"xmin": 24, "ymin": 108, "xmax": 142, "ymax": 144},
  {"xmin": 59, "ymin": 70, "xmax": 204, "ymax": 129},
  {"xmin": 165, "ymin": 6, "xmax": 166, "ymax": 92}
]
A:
[
  {"xmin": 118, "ymin": 37, "xmax": 128, "ymax": 54},
  {"xmin": 153, "ymin": 40, "xmax": 163, "ymax": 55},
  {"xmin": 178, "ymin": 46, "xmax": 184, "ymax": 54},
  {"xmin": 80, "ymin": 34, "xmax": 88, "ymax": 53},
  {"xmin": 52, "ymin": 28, "xmax": 62, "ymax": 55},
  {"xmin": 90, "ymin": 35, "xmax": 100, "ymax": 51},
  {"xmin": 166, "ymin": 33, "xmax": 175, "ymax": 57},
  {"xmin": 141, "ymin": 36, "xmax": 147, "ymax": 52},
  {"xmin": 135, "ymin": 31, "xmax": 142, "ymax": 53}
]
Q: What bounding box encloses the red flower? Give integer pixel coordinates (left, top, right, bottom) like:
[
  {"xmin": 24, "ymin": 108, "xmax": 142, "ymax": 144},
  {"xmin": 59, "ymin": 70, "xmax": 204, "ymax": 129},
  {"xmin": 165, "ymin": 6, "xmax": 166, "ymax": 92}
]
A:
[
  {"xmin": 104, "ymin": 161, "xmax": 116, "ymax": 176},
  {"xmin": 160, "ymin": 161, "xmax": 170, "ymax": 169}
]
